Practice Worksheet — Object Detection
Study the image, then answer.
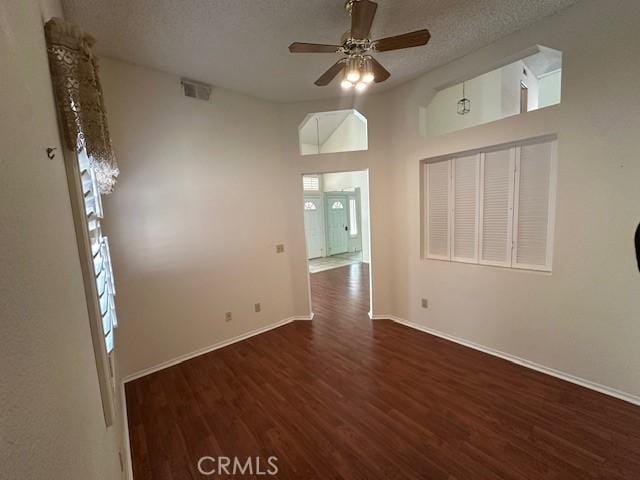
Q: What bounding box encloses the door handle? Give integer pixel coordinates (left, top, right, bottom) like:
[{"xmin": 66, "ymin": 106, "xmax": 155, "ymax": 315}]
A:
[{"xmin": 345, "ymin": 226, "xmax": 349, "ymax": 231}]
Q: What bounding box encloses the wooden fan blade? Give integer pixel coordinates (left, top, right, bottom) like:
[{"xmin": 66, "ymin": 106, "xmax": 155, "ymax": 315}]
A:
[
  {"xmin": 351, "ymin": 0, "xmax": 378, "ymax": 39},
  {"xmin": 289, "ymin": 42, "xmax": 341, "ymax": 53},
  {"xmin": 374, "ymin": 29, "xmax": 431, "ymax": 52},
  {"xmin": 370, "ymin": 57, "xmax": 390, "ymax": 83},
  {"xmin": 315, "ymin": 59, "xmax": 347, "ymax": 86}
]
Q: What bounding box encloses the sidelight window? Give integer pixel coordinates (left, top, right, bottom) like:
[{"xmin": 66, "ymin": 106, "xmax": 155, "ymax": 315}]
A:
[{"xmin": 349, "ymin": 198, "xmax": 358, "ymax": 236}]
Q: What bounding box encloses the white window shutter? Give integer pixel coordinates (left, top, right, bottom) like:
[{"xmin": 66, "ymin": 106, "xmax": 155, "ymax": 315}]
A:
[
  {"xmin": 452, "ymin": 154, "xmax": 480, "ymax": 262},
  {"xmin": 513, "ymin": 140, "xmax": 556, "ymax": 270},
  {"xmin": 479, "ymin": 148, "xmax": 515, "ymax": 266},
  {"xmin": 426, "ymin": 160, "xmax": 451, "ymax": 259},
  {"xmin": 79, "ymin": 149, "xmax": 118, "ymax": 354},
  {"xmin": 303, "ymin": 175, "xmax": 320, "ymax": 191}
]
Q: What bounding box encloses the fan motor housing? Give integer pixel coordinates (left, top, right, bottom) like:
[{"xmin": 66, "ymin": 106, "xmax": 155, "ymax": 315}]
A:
[{"xmin": 340, "ymin": 38, "xmax": 374, "ymax": 56}]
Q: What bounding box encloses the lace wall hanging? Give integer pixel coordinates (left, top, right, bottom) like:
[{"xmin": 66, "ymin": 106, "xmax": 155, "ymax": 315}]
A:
[{"xmin": 44, "ymin": 17, "xmax": 119, "ymax": 194}]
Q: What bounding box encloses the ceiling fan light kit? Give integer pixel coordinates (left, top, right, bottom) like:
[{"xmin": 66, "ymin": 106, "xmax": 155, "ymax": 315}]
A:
[
  {"xmin": 341, "ymin": 78, "xmax": 354, "ymax": 90},
  {"xmin": 346, "ymin": 57, "xmax": 361, "ymax": 83},
  {"xmin": 362, "ymin": 57, "xmax": 375, "ymax": 84},
  {"xmin": 341, "ymin": 56, "xmax": 375, "ymax": 91},
  {"xmin": 288, "ymin": 0, "xmax": 431, "ymax": 91}
]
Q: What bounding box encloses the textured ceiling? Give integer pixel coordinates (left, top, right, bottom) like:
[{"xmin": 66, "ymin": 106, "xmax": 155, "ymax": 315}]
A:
[{"xmin": 62, "ymin": 0, "xmax": 579, "ymax": 103}]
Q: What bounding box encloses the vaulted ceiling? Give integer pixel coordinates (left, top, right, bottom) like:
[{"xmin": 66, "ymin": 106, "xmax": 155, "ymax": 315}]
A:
[{"xmin": 62, "ymin": 0, "xmax": 579, "ymax": 103}]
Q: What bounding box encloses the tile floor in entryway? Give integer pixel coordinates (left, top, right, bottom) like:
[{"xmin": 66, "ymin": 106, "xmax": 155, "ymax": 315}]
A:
[{"xmin": 308, "ymin": 251, "xmax": 363, "ymax": 273}]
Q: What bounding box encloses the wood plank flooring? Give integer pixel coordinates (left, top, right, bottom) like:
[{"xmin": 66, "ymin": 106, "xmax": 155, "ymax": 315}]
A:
[{"xmin": 126, "ymin": 263, "xmax": 640, "ymax": 479}]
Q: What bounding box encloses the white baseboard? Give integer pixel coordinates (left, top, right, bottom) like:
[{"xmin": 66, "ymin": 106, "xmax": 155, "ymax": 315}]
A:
[
  {"xmin": 119, "ymin": 315, "xmax": 312, "ymax": 478},
  {"xmin": 390, "ymin": 316, "xmax": 640, "ymax": 406},
  {"xmin": 120, "ymin": 383, "xmax": 134, "ymax": 480},
  {"xmin": 122, "ymin": 317, "xmax": 296, "ymax": 384},
  {"xmin": 118, "ymin": 312, "xmax": 640, "ymax": 478}
]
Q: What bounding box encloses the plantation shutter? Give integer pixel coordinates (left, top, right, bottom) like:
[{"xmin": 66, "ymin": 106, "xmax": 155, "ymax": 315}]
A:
[
  {"xmin": 479, "ymin": 148, "xmax": 515, "ymax": 266},
  {"xmin": 303, "ymin": 175, "xmax": 320, "ymax": 191},
  {"xmin": 79, "ymin": 150, "xmax": 117, "ymax": 353},
  {"xmin": 452, "ymin": 154, "xmax": 479, "ymax": 262},
  {"xmin": 513, "ymin": 141, "xmax": 555, "ymax": 270},
  {"xmin": 426, "ymin": 160, "xmax": 451, "ymax": 259}
]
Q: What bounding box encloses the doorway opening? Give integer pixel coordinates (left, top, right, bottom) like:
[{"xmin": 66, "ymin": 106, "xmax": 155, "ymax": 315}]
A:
[{"xmin": 301, "ymin": 170, "xmax": 372, "ymax": 319}]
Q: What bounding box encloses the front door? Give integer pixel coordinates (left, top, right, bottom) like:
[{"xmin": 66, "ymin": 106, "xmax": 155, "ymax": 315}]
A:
[
  {"xmin": 303, "ymin": 197, "xmax": 324, "ymax": 259},
  {"xmin": 326, "ymin": 195, "xmax": 349, "ymax": 256}
]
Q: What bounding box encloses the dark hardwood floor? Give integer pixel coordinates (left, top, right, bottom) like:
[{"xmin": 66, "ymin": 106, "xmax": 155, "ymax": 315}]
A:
[{"xmin": 126, "ymin": 263, "xmax": 640, "ymax": 479}]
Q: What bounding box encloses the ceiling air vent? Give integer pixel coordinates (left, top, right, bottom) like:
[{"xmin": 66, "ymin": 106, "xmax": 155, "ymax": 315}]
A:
[{"xmin": 180, "ymin": 78, "xmax": 212, "ymax": 101}]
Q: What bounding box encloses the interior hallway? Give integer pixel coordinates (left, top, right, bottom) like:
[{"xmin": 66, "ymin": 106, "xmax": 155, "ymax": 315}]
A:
[{"xmin": 125, "ymin": 264, "xmax": 640, "ymax": 479}]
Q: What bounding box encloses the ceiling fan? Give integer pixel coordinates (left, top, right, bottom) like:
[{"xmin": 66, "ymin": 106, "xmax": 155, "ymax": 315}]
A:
[{"xmin": 289, "ymin": 0, "xmax": 431, "ymax": 91}]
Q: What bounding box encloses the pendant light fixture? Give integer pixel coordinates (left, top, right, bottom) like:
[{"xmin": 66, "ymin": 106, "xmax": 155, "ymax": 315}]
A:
[{"xmin": 457, "ymin": 81, "xmax": 471, "ymax": 115}]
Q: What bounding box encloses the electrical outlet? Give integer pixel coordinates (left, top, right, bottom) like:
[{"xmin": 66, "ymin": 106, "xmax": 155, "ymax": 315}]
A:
[
  {"xmin": 276, "ymin": 244, "xmax": 285, "ymax": 253},
  {"xmin": 254, "ymin": 303, "xmax": 261, "ymax": 313},
  {"xmin": 421, "ymin": 298, "xmax": 429, "ymax": 309},
  {"xmin": 225, "ymin": 311, "xmax": 232, "ymax": 322}
]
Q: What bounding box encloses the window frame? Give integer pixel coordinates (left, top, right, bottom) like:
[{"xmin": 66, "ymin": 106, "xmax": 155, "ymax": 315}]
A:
[
  {"xmin": 423, "ymin": 136, "xmax": 557, "ymax": 272},
  {"xmin": 349, "ymin": 197, "xmax": 359, "ymax": 237},
  {"xmin": 63, "ymin": 147, "xmax": 116, "ymax": 426},
  {"xmin": 303, "ymin": 175, "xmax": 320, "ymax": 191}
]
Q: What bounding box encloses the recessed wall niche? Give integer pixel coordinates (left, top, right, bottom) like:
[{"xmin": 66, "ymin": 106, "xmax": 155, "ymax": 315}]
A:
[
  {"xmin": 298, "ymin": 109, "xmax": 368, "ymax": 156},
  {"xmin": 420, "ymin": 46, "xmax": 562, "ymax": 137}
]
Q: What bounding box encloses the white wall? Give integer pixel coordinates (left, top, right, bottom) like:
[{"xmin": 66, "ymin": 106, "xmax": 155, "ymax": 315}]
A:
[
  {"xmin": 539, "ymin": 70, "xmax": 562, "ymax": 108},
  {"xmin": 387, "ymin": 0, "xmax": 640, "ymax": 398},
  {"xmin": 420, "ymin": 67, "xmax": 504, "ymax": 137},
  {"xmin": 320, "ymin": 113, "xmax": 368, "ymax": 154},
  {"xmin": 97, "ymin": 0, "xmax": 638, "ymax": 403},
  {"xmin": 300, "ymin": 142, "xmax": 319, "ymax": 155},
  {"xmin": 99, "ymin": 58, "xmax": 298, "ymax": 378},
  {"xmin": 500, "ymin": 61, "xmax": 523, "ymax": 117},
  {"xmin": 422, "ymin": 58, "xmax": 550, "ymax": 137},
  {"xmin": 101, "ymin": 63, "xmax": 395, "ymax": 375},
  {"xmin": 322, "ymin": 170, "xmax": 371, "ymax": 263},
  {"xmin": 278, "ymin": 93, "xmax": 395, "ymax": 319},
  {"xmin": 0, "ymin": 1, "xmax": 124, "ymax": 478}
]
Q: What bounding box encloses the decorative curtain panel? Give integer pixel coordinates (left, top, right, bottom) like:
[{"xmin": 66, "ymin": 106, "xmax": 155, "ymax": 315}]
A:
[{"xmin": 45, "ymin": 18, "xmax": 118, "ymax": 194}]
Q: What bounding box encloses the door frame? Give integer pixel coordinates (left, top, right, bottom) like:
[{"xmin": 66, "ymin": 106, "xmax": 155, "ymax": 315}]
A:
[{"xmin": 300, "ymin": 169, "xmax": 373, "ymax": 320}]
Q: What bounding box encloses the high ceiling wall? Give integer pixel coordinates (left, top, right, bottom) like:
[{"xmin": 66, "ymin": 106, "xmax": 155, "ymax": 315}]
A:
[
  {"xmin": 100, "ymin": 0, "xmax": 640, "ymax": 403},
  {"xmin": 383, "ymin": 0, "xmax": 640, "ymax": 399}
]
